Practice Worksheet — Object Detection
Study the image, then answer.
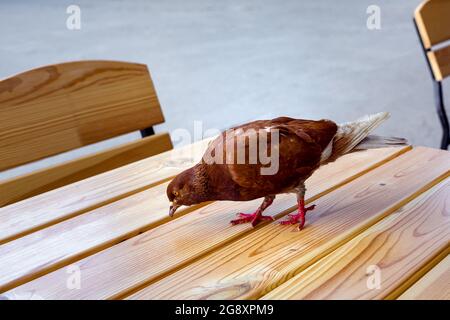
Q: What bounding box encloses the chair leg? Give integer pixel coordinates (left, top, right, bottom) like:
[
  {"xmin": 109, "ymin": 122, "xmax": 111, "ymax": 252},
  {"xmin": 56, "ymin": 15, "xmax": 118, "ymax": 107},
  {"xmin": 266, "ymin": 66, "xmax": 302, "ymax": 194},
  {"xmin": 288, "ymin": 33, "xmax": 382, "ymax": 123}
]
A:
[{"xmin": 433, "ymin": 82, "xmax": 450, "ymax": 150}]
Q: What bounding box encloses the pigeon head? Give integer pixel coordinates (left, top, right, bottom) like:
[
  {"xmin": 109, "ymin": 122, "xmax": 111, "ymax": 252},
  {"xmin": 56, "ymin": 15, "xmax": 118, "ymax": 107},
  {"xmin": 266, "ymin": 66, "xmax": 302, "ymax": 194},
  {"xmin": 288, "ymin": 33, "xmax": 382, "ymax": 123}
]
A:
[{"xmin": 167, "ymin": 165, "xmax": 209, "ymax": 217}]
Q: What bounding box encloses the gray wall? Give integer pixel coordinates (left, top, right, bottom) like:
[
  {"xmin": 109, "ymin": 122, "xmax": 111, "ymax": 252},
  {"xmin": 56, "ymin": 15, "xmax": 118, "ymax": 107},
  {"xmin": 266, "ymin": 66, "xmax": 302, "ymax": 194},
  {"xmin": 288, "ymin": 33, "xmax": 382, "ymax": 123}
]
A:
[{"xmin": 0, "ymin": 0, "xmax": 448, "ymax": 179}]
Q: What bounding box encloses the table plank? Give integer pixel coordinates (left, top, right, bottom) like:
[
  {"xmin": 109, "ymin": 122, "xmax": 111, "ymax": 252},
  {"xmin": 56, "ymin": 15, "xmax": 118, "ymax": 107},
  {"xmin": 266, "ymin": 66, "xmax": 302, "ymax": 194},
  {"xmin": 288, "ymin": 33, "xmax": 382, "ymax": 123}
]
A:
[
  {"xmin": 261, "ymin": 179, "xmax": 450, "ymax": 300},
  {"xmin": 398, "ymin": 255, "xmax": 450, "ymax": 300},
  {"xmin": 0, "ymin": 138, "xmax": 212, "ymax": 244},
  {"xmin": 0, "ymin": 146, "xmax": 409, "ymax": 298},
  {"xmin": 125, "ymin": 147, "xmax": 450, "ymax": 300}
]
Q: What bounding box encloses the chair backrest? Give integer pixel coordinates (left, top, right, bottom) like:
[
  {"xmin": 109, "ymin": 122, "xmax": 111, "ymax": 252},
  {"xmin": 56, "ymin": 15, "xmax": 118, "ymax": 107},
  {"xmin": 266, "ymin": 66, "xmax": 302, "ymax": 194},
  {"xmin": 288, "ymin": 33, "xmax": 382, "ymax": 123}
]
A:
[
  {"xmin": 415, "ymin": 0, "xmax": 450, "ymax": 81},
  {"xmin": 0, "ymin": 60, "xmax": 165, "ymax": 171}
]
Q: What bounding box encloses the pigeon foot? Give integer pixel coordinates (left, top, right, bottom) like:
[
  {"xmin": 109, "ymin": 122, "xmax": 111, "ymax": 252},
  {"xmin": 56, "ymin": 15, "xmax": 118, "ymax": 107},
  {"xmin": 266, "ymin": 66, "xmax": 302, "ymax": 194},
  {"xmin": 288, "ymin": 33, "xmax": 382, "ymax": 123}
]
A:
[
  {"xmin": 280, "ymin": 204, "xmax": 316, "ymax": 230},
  {"xmin": 230, "ymin": 212, "xmax": 274, "ymax": 227}
]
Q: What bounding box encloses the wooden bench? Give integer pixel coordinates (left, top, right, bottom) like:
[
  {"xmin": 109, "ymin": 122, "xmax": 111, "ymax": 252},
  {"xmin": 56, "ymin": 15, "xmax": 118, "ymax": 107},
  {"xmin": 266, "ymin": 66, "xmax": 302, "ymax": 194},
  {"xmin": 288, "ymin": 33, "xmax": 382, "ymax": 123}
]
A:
[
  {"xmin": 414, "ymin": 0, "xmax": 450, "ymax": 149},
  {"xmin": 0, "ymin": 60, "xmax": 173, "ymax": 207},
  {"xmin": 0, "ymin": 140, "xmax": 448, "ymax": 300}
]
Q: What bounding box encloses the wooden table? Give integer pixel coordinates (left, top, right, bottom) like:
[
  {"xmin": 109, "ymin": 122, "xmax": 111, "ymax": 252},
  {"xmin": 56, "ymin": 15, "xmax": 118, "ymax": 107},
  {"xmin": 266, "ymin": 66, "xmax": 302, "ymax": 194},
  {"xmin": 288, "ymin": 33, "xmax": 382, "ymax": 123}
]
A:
[{"xmin": 0, "ymin": 140, "xmax": 449, "ymax": 300}]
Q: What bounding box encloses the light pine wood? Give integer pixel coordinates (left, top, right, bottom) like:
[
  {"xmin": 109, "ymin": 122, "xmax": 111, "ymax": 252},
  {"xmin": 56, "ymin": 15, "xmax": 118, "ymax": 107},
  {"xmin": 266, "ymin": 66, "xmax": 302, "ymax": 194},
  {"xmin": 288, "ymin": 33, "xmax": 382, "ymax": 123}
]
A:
[
  {"xmin": 0, "ymin": 181, "xmax": 193, "ymax": 293},
  {"xmin": 0, "ymin": 133, "xmax": 172, "ymax": 207},
  {"xmin": 415, "ymin": 0, "xmax": 450, "ymax": 49},
  {"xmin": 0, "ymin": 60, "xmax": 165, "ymax": 171},
  {"xmin": 124, "ymin": 147, "xmax": 449, "ymax": 300},
  {"xmin": 261, "ymin": 179, "xmax": 450, "ymax": 300},
  {"xmin": 427, "ymin": 46, "xmax": 450, "ymax": 81},
  {"xmin": 398, "ymin": 255, "xmax": 450, "ymax": 300},
  {"xmin": 0, "ymin": 146, "xmax": 410, "ymax": 298},
  {"xmin": 0, "ymin": 137, "xmax": 212, "ymax": 244}
]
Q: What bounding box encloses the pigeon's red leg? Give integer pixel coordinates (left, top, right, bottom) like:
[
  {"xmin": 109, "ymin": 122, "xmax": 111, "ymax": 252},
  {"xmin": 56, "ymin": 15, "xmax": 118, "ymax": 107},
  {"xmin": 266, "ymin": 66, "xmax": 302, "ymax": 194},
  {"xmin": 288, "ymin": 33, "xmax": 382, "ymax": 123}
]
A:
[
  {"xmin": 280, "ymin": 187, "xmax": 315, "ymax": 230},
  {"xmin": 230, "ymin": 195, "xmax": 275, "ymax": 227}
]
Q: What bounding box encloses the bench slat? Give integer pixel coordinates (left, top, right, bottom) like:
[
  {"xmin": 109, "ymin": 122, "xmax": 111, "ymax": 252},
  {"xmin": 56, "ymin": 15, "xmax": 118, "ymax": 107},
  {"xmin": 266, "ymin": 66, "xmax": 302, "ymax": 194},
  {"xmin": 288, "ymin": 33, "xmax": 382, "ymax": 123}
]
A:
[
  {"xmin": 0, "ymin": 61, "xmax": 165, "ymax": 171},
  {"xmin": 124, "ymin": 147, "xmax": 449, "ymax": 300},
  {"xmin": 0, "ymin": 138, "xmax": 211, "ymax": 244},
  {"xmin": 0, "ymin": 147, "xmax": 409, "ymax": 298},
  {"xmin": 261, "ymin": 179, "xmax": 450, "ymax": 300},
  {"xmin": 0, "ymin": 133, "xmax": 173, "ymax": 208},
  {"xmin": 398, "ymin": 255, "xmax": 450, "ymax": 300}
]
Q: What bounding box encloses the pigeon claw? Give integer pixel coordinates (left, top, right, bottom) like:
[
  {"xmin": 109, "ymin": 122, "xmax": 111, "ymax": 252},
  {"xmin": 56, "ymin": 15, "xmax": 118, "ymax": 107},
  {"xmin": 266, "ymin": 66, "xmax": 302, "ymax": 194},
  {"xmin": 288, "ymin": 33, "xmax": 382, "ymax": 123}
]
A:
[
  {"xmin": 280, "ymin": 213, "xmax": 306, "ymax": 230},
  {"xmin": 280, "ymin": 204, "xmax": 316, "ymax": 230},
  {"xmin": 230, "ymin": 212, "xmax": 274, "ymax": 227}
]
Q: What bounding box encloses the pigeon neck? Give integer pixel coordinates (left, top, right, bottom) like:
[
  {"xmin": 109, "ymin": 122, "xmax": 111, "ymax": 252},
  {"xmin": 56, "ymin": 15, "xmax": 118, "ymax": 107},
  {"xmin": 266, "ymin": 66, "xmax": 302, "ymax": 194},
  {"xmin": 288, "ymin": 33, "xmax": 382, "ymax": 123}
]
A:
[{"xmin": 191, "ymin": 163, "xmax": 213, "ymax": 202}]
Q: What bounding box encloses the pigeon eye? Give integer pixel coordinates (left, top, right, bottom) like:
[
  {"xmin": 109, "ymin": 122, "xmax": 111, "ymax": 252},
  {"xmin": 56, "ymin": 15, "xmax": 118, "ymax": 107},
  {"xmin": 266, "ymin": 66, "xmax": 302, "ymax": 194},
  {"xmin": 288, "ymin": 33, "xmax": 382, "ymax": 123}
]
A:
[{"xmin": 173, "ymin": 191, "xmax": 179, "ymax": 196}]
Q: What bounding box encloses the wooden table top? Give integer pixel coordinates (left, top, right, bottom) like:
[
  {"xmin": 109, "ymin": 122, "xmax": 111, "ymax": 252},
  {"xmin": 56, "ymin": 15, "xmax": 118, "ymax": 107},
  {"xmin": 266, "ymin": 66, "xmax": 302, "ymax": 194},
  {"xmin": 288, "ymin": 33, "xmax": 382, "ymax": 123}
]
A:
[{"xmin": 0, "ymin": 140, "xmax": 449, "ymax": 300}]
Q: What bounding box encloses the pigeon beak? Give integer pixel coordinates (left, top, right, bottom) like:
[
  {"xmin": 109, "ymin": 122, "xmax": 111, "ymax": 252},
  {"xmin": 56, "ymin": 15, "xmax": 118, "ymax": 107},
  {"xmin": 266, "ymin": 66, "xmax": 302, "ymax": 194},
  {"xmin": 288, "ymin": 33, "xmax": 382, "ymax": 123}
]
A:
[{"xmin": 169, "ymin": 203, "xmax": 180, "ymax": 217}]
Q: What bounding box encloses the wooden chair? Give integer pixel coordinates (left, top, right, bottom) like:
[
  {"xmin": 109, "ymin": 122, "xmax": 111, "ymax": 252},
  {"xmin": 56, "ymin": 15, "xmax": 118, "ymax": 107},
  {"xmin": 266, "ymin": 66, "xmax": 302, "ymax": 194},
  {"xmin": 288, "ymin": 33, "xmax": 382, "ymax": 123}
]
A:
[
  {"xmin": 414, "ymin": 0, "xmax": 450, "ymax": 149},
  {"xmin": 0, "ymin": 60, "xmax": 173, "ymax": 206}
]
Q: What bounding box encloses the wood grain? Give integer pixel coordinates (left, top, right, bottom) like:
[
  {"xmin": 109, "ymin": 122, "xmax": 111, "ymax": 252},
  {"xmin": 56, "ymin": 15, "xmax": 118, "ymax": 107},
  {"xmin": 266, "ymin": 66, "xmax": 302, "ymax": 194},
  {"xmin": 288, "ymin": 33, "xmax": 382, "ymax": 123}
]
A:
[
  {"xmin": 0, "ymin": 60, "xmax": 164, "ymax": 171},
  {"xmin": 261, "ymin": 179, "xmax": 450, "ymax": 300},
  {"xmin": 0, "ymin": 181, "xmax": 196, "ymax": 293},
  {"xmin": 0, "ymin": 133, "xmax": 172, "ymax": 207},
  {"xmin": 124, "ymin": 147, "xmax": 449, "ymax": 300},
  {"xmin": 0, "ymin": 146, "xmax": 410, "ymax": 298},
  {"xmin": 398, "ymin": 255, "xmax": 450, "ymax": 300},
  {"xmin": 415, "ymin": 0, "xmax": 450, "ymax": 49},
  {"xmin": 0, "ymin": 137, "xmax": 212, "ymax": 244},
  {"xmin": 427, "ymin": 46, "xmax": 450, "ymax": 81}
]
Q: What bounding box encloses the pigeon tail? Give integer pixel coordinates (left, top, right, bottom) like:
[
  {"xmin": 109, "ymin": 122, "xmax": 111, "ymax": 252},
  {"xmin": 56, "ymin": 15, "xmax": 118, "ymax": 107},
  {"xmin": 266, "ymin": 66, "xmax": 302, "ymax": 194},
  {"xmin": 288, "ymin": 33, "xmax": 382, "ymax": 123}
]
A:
[
  {"xmin": 325, "ymin": 112, "xmax": 391, "ymax": 162},
  {"xmin": 353, "ymin": 135, "xmax": 408, "ymax": 150}
]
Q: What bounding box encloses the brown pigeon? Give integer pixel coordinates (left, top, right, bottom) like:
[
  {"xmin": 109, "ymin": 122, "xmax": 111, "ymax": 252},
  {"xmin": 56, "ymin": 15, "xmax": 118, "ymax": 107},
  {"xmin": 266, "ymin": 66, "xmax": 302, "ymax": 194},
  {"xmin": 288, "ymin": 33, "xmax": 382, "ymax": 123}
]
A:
[{"xmin": 167, "ymin": 112, "xmax": 406, "ymax": 230}]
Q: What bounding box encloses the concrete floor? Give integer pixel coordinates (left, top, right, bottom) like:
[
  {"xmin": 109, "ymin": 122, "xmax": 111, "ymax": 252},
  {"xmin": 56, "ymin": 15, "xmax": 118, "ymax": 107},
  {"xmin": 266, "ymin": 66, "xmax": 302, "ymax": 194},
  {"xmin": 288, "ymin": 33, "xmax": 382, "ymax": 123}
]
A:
[{"xmin": 0, "ymin": 0, "xmax": 448, "ymax": 180}]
